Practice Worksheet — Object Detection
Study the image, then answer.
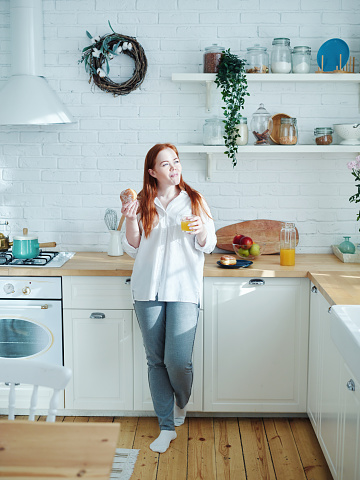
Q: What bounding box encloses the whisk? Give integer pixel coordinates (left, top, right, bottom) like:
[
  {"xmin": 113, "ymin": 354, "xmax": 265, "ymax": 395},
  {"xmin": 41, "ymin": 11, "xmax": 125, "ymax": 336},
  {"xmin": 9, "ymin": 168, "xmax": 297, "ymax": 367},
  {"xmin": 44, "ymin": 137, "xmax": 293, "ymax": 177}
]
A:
[{"xmin": 104, "ymin": 209, "xmax": 118, "ymax": 231}]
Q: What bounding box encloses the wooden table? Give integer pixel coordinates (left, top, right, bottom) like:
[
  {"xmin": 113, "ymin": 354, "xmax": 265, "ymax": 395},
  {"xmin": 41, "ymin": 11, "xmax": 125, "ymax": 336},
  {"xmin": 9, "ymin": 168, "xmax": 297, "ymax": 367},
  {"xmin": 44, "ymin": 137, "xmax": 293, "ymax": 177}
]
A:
[{"xmin": 0, "ymin": 420, "xmax": 120, "ymax": 479}]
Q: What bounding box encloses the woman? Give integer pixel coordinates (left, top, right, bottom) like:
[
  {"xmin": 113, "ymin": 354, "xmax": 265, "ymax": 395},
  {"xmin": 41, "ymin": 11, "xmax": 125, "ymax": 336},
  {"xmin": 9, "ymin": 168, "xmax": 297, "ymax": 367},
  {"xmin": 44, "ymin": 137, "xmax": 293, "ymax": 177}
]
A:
[{"xmin": 121, "ymin": 143, "xmax": 216, "ymax": 453}]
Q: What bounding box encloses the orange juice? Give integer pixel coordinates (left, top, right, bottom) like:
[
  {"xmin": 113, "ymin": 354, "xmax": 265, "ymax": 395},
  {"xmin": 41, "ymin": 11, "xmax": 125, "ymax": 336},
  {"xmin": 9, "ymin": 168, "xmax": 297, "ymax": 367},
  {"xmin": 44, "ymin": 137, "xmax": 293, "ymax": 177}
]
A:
[
  {"xmin": 181, "ymin": 220, "xmax": 191, "ymax": 231},
  {"xmin": 280, "ymin": 248, "xmax": 295, "ymax": 266}
]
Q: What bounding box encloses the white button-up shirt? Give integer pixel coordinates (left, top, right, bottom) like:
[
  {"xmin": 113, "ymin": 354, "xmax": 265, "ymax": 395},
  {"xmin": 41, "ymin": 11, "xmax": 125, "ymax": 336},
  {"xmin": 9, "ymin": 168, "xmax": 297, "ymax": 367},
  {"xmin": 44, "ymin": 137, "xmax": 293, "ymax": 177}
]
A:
[{"xmin": 122, "ymin": 191, "xmax": 216, "ymax": 304}]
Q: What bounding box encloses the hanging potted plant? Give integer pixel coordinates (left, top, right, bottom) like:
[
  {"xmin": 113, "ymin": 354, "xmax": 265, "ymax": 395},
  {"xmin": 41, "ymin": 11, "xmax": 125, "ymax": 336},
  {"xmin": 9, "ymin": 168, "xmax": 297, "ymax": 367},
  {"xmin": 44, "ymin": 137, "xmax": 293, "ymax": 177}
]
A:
[{"xmin": 215, "ymin": 49, "xmax": 250, "ymax": 167}]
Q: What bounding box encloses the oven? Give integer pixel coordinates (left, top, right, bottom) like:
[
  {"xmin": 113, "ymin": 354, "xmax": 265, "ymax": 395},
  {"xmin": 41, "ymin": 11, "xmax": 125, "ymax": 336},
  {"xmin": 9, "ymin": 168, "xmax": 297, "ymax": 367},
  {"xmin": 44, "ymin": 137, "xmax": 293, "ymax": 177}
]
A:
[{"xmin": 0, "ymin": 277, "xmax": 63, "ymax": 366}]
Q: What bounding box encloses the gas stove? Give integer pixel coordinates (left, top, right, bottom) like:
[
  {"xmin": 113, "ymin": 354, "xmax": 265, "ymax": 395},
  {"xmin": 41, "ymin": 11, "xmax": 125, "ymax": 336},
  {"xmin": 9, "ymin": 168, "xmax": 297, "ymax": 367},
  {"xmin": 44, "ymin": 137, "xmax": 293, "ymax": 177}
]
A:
[{"xmin": 0, "ymin": 251, "xmax": 75, "ymax": 267}]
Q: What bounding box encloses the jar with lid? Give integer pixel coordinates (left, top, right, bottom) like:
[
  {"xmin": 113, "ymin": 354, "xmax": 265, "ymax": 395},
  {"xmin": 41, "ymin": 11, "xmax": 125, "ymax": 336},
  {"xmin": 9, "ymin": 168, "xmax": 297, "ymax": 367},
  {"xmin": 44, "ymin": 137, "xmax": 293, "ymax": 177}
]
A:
[
  {"xmin": 314, "ymin": 127, "xmax": 333, "ymax": 145},
  {"xmin": 271, "ymin": 38, "xmax": 292, "ymax": 73},
  {"xmin": 279, "ymin": 118, "xmax": 298, "ymax": 145},
  {"xmin": 250, "ymin": 103, "xmax": 273, "ymax": 145},
  {"xmin": 246, "ymin": 45, "xmax": 269, "ymax": 73},
  {"xmin": 203, "ymin": 117, "xmax": 225, "ymax": 145},
  {"xmin": 235, "ymin": 117, "xmax": 248, "ymax": 145},
  {"xmin": 292, "ymin": 46, "xmax": 311, "ymax": 74},
  {"xmin": 280, "ymin": 222, "xmax": 296, "ymax": 266},
  {"xmin": 204, "ymin": 44, "xmax": 224, "ymax": 73}
]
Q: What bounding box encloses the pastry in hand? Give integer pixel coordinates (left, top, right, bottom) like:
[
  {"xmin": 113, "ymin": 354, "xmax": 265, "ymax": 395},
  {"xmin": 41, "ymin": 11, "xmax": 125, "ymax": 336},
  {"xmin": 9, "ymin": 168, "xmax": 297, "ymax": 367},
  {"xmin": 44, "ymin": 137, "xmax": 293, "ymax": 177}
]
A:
[
  {"xmin": 220, "ymin": 255, "xmax": 237, "ymax": 266},
  {"xmin": 120, "ymin": 188, "xmax": 137, "ymax": 205}
]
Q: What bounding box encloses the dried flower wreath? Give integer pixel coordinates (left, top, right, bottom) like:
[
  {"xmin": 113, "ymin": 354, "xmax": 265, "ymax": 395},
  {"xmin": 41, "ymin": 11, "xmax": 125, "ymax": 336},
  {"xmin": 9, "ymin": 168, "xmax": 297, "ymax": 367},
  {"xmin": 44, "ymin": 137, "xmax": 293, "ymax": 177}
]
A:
[{"xmin": 79, "ymin": 22, "xmax": 148, "ymax": 96}]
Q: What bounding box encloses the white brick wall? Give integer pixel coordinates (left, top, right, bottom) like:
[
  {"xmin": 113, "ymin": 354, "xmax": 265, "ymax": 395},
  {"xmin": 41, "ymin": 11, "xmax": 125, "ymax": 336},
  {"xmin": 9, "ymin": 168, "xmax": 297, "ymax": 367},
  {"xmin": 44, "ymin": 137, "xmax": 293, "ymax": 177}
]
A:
[{"xmin": 0, "ymin": 0, "xmax": 359, "ymax": 252}]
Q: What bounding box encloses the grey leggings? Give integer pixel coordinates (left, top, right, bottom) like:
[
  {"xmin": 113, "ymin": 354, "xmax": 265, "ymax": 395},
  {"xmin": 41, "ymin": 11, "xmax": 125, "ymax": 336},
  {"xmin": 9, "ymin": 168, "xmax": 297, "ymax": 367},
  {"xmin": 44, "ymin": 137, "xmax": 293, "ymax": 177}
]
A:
[{"xmin": 134, "ymin": 299, "xmax": 199, "ymax": 431}]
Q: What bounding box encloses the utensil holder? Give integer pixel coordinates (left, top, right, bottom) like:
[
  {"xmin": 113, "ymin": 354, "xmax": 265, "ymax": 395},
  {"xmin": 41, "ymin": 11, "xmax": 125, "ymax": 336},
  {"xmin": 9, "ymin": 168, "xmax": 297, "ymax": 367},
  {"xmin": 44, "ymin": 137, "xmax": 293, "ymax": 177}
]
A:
[{"xmin": 108, "ymin": 231, "xmax": 123, "ymax": 256}]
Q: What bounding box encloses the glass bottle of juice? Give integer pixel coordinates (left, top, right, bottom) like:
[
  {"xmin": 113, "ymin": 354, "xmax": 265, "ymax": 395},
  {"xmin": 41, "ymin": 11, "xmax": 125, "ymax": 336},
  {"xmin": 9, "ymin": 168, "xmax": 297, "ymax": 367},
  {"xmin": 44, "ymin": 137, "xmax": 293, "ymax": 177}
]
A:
[{"xmin": 280, "ymin": 222, "xmax": 296, "ymax": 266}]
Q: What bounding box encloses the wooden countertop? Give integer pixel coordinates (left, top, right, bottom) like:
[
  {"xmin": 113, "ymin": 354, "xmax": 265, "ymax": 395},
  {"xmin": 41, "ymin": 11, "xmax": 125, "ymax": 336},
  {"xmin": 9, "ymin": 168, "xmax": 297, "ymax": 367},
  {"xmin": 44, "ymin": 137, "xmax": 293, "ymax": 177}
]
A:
[{"xmin": 1, "ymin": 252, "xmax": 359, "ymax": 305}]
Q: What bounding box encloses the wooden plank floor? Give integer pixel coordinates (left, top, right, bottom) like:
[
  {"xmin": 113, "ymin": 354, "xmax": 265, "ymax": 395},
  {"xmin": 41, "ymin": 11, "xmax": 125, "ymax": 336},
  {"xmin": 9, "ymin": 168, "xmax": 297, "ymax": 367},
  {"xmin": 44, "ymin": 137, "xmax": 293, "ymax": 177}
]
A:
[{"xmin": 2, "ymin": 415, "xmax": 333, "ymax": 480}]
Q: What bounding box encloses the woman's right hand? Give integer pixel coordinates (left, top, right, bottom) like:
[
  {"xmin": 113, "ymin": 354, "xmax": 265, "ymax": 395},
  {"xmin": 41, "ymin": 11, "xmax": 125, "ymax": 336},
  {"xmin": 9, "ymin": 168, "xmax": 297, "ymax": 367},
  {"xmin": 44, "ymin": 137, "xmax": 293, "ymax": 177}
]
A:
[{"xmin": 121, "ymin": 200, "xmax": 139, "ymax": 220}]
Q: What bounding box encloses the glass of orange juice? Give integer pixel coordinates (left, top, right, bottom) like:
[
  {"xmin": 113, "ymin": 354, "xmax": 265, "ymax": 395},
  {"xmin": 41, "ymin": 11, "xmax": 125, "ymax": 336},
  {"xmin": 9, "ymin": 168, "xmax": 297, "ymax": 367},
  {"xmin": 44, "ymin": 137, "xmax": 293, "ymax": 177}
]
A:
[
  {"xmin": 180, "ymin": 215, "xmax": 195, "ymax": 232},
  {"xmin": 280, "ymin": 222, "xmax": 296, "ymax": 266}
]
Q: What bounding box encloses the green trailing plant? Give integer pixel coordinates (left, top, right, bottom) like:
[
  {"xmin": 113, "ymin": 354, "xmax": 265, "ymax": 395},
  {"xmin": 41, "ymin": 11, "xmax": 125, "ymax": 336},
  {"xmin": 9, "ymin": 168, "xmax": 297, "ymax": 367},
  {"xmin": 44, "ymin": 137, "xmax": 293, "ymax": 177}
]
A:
[{"xmin": 215, "ymin": 49, "xmax": 249, "ymax": 167}]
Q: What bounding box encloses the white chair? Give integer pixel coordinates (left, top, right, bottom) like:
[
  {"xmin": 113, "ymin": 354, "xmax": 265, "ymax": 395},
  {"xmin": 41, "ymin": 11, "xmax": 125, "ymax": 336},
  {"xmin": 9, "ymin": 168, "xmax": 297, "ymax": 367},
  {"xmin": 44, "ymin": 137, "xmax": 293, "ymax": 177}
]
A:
[{"xmin": 0, "ymin": 358, "xmax": 72, "ymax": 422}]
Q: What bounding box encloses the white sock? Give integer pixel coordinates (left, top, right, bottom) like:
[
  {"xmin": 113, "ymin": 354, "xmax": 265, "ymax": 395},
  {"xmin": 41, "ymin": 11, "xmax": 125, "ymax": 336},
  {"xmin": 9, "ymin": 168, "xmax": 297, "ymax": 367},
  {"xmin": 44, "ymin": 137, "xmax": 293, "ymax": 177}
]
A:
[
  {"xmin": 149, "ymin": 430, "xmax": 177, "ymax": 453},
  {"xmin": 174, "ymin": 403, "xmax": 187, "ymax": 427}
]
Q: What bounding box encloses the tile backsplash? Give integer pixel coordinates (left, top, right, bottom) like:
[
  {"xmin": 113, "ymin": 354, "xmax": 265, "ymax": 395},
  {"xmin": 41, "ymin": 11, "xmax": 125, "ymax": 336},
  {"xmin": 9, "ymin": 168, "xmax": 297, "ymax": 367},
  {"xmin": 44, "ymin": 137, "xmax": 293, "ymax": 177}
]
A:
[{"xmin": 0, "ymin": 0, "xmax": 359, "ymax": 252}]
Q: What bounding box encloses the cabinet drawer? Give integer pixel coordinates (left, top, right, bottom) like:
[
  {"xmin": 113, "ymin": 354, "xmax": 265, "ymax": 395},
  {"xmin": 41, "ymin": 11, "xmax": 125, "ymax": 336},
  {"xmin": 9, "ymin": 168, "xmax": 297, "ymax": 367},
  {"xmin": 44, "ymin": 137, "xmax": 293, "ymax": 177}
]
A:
[{"xmin": 63, "ymin": 276, "xmax": 132, "ymax": 309}]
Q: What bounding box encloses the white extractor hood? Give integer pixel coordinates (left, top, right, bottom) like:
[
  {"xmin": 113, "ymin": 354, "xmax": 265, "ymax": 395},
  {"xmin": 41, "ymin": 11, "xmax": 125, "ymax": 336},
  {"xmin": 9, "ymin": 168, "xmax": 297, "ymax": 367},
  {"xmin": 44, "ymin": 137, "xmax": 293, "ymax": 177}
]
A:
[{"xmin": 0, "ymin": 0, "xmax": 74, "ymax": 125}]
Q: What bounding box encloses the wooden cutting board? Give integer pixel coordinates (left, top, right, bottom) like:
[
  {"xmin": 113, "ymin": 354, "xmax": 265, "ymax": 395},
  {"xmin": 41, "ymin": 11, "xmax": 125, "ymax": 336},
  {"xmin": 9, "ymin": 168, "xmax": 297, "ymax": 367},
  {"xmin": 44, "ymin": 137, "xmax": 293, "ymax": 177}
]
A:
[{"xmin": 216, "ymin": 219, "xmax": 299, "ymax": 254}]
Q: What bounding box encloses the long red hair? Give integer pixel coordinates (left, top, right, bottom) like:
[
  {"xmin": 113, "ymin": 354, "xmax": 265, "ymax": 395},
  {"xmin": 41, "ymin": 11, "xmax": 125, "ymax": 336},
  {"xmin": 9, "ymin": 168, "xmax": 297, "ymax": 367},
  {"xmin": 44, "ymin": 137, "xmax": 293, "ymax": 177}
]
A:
[{"xmin": 138, "ymin": 143, "xmax": 211, "ymax": 238}]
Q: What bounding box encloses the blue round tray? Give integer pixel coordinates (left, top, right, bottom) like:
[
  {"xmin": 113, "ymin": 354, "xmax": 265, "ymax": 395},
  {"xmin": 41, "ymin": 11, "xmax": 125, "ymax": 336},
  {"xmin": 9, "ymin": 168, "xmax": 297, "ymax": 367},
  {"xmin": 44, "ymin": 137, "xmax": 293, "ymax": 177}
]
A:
[{"xmin": 317, "ymin": 38, "xmax": 350, "ymax": 72}]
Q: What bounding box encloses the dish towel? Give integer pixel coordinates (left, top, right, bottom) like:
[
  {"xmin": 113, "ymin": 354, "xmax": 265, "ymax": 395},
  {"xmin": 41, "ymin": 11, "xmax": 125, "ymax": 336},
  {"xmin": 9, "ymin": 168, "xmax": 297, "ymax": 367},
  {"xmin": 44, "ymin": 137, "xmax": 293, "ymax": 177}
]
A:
[{"xmin": 110, "ymin": 448, "xmax": 140, "ymax": 480}]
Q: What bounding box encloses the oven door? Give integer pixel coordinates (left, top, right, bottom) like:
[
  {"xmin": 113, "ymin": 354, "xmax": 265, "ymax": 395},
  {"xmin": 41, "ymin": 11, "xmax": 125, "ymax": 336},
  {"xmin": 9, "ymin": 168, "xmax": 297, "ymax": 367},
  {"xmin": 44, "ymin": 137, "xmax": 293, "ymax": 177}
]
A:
[{"xmin": 0, "ymin": 300, "xmax": 63, "ymax": 366}]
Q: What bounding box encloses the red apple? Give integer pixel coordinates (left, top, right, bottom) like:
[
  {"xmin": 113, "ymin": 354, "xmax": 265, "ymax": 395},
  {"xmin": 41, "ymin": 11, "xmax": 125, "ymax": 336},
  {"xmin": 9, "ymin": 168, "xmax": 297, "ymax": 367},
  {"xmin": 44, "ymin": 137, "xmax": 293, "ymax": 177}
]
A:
[
  {"xmin": 239, "ymin": 236, "xmax": 253, "ymax": 249},
  {"xmin": 233, "ymin": 234, "xmax": 245, "ymax": 245}
]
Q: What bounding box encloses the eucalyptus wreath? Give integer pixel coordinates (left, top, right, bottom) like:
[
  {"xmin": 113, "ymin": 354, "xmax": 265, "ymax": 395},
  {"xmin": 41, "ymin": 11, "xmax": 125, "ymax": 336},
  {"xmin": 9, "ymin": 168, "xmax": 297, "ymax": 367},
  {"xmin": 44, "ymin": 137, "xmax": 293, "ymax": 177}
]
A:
[
  {"xmin": 215, "ymin": 49, "xmax": 250, "ymax": 167},
  {"xmin": 79, "ymin": 21, "xmax": 147, "ymax": 96}
]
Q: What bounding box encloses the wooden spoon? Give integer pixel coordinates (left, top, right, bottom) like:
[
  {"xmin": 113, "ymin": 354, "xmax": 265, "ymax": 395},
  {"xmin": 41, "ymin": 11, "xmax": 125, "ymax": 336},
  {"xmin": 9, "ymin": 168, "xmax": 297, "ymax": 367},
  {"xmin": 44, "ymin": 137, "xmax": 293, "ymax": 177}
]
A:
[{"xmin": 117, "ymin": 215, "xmax": 125, "ymax": 231}]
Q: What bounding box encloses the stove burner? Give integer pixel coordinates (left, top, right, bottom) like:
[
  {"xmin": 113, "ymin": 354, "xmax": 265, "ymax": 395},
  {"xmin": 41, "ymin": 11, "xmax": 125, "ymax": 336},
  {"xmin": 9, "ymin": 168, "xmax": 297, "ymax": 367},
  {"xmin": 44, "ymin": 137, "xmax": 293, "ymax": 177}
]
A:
[{"xmin": 0, "ymin": 251, "xmax": 60, "ymax": 266}]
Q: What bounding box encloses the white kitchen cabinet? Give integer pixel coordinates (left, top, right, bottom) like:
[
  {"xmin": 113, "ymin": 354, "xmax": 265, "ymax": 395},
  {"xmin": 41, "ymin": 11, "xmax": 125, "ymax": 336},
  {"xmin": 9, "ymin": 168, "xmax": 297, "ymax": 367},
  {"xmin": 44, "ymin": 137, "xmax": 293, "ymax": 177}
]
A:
[
  {"xmin": 133, "ymin": 310, "xmax": 203, "ymax": 412},
  {"xmin": 203, "ymin": 277, "xmax": 309, "ymax": 412},
  {"xmin": 63, "ymin": 276, "xmax": 133, "ymax": 411},
  {"xmin": 338, "ymin": 364, "xmax": 360, "ymax": 480}
]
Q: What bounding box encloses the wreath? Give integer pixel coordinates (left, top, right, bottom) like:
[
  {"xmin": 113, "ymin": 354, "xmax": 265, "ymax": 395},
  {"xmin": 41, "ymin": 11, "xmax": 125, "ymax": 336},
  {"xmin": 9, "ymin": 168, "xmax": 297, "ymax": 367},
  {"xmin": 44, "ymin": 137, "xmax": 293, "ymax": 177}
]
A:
[{"xmin": 79, "ymin": 22, "xmax": 148, "ymax": 96}]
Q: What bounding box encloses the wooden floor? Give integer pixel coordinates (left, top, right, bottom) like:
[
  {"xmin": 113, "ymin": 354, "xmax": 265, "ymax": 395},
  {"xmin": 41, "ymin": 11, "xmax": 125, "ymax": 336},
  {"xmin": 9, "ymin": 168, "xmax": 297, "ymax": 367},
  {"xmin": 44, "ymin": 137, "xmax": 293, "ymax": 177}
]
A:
[{"xmin": 5, "ymin": 415, "xmax": 333, "ymax": 479}]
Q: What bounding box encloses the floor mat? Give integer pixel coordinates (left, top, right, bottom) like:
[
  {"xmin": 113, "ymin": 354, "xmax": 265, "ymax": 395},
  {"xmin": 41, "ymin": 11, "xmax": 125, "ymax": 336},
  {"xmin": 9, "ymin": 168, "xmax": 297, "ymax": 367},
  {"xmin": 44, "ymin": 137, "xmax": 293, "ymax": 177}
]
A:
[{"xmin": 110, "ymin": 448, "xmax": 140, "ymax": 480}]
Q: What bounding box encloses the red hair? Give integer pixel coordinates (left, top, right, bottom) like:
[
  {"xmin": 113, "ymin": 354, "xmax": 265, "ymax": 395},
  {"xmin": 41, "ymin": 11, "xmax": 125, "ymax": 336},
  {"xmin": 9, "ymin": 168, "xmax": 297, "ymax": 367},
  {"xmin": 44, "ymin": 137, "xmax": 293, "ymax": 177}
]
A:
[{"xmin": 138, "ymin": 143, "xmax": 211, "ymax": 238}]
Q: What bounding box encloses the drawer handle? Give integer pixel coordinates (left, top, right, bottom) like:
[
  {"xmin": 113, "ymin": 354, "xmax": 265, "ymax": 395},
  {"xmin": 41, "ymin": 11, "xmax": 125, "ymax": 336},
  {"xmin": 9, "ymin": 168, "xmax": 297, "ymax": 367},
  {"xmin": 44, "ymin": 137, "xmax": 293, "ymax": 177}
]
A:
[
  {"xmin": 311, "ymin": 286, "xmax": 318, "ymax": 293},
  {"xmin": 249, "ymin": 279, "xmax": 265, "ymax": 286},
  {"xmin": 125, "ymin": 278, "xmax": 131, "ymax": 285},
  {"xmin": 90, "ymin": 312, "xmax": 105, "ymax": 319},
  {"xmin": 347, "ymin": 379, "xmax": 355, "ymax": 392}
]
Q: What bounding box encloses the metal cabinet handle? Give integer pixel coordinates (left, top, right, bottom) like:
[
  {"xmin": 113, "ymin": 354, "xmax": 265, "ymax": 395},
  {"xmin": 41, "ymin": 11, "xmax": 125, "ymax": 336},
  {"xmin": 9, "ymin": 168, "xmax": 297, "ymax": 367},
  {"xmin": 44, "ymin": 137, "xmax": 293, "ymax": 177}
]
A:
[
  {"xmin": 125, "ymin": 278, "xmax": 131, "ymax": 285},
  {"xmin": 347, "ymin": 379, "xmax": 356, "ymax": 392},
  {"xmin": 328, "ymin": 306, "xmax": 332, "ymax": 314},
  {"xmin": 249, "ymin": 279, "xmax": 265, "ymax": 286},
  {"xmin": 90, "ymin": 312, "xmax": 105, "ymax": 319},
  {"xmin": 311, "ymin": 286, "xmax": 318, "ymax": 293}
]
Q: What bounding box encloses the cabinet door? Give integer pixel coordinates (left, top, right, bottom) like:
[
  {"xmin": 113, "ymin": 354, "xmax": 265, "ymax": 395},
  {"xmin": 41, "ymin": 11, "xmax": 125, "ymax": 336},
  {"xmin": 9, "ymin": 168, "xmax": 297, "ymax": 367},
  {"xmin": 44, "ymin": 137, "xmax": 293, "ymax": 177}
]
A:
[
  {"xmin": 133, "ymin": 311, "xmax": 203, "ymax": 412},
  {"xmin": 203, "ymin": 277, "xmax": 309, "ymax": 412},
  {"xmin": 307, "ymin": 284, "xmax": 323, "ymax": 433},
  {"xmin": 317, "ymin": 294, "xmax": 342, "ymax": 479},
  {"xmin": 63, "ymin": 309, "xmax": 133, "ymax": 410},
  {"xmin": 338, "ymin": 364, "xmax": 360, "ymax": 480}
]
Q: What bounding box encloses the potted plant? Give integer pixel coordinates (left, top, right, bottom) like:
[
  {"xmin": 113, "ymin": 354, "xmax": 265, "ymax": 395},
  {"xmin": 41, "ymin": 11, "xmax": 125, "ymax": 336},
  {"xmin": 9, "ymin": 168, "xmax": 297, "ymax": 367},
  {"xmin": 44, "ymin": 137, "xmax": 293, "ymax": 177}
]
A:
[{"xmin": 215, "ymin": 49, "xmax": 250, "ymax": 167}]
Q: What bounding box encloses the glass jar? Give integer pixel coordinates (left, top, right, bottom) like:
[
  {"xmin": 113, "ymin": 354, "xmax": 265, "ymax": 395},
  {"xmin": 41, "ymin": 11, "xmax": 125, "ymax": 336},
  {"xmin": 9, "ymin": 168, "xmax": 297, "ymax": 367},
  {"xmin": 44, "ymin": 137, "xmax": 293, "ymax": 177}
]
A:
[
  {"xmin": 292, "ymin": 46, "xmax": 311, "ymax": 74},
  {"xmin": 280, "ymin": 222, "xmax": 296, "ymax": 266},
  {"xmin": 203, "ymin": 117, "xmax": 225, "ymax": 145},
  {"xmin": 235, "ymin": 117, "xmax": 248, "ymax": 145},
  {"xmin": 246, "ymin": 45, "xmax": 269, "ymax": 74},
  {"xmin": 250, "ymin": 103, "xmax": 273, "ymax": 145},
  {"xmin": 314, "ymin": 127, "xmax": 333, "ymax": 145},
  {"xmin": 271, "ymin": 38, "xmax": 292, "ymax": 73},
  {"xmin": 279, "ymin": 117, "xmax": 298, "ymax": 145},
  {"xmin": 204, "ymin": 44, "xmax": 224, "ymax": 73},
  {"xmin": 338, "ymin": 236, "xmax": 356, "ymax": 254}
]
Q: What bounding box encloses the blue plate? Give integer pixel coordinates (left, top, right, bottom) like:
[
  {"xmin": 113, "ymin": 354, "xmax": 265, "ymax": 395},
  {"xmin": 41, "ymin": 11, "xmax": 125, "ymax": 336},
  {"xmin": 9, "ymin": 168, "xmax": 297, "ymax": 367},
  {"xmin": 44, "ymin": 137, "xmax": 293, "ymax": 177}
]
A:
[
  {"xmin": 317, "ymin": 38, "xmax": 350, "ymax": 72},
  {"xmin": 217, "ymin": 259, "xmax": 253, "ymax": 269}
]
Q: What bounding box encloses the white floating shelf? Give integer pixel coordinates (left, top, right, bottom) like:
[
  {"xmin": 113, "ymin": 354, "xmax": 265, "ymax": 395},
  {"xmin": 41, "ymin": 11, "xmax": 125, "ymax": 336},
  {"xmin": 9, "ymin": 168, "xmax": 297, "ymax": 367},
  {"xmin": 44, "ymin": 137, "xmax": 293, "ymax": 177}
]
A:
[
  {"xmin": 177, "ymin": 144, "xmax": 360, "ymax": 153},
  {"xmin": 172, "ymin": 73, "xmax": 360, "ymax": 83},
  {"xmin": 177, "ymin": 144, "xmax": 360, "ymax": 181}
]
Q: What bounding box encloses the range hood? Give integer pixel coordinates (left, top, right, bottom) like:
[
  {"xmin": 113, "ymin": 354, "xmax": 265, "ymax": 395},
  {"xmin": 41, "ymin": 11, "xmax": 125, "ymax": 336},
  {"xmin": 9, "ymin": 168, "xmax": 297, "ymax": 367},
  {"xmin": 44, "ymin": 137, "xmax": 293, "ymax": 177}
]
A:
[{"xmin": 0, "ymin": 0, "xmax": 74, "ymax": 125}]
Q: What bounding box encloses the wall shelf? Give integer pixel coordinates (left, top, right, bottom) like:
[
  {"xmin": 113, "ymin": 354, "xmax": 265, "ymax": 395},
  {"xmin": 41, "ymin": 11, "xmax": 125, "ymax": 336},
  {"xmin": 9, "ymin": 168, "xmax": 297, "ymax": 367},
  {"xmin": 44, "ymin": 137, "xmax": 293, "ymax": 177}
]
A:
[
  {"xmin": 177, "ymin": 144, "xmax": 360, "ymax": 181},
  {"xmin": 172, "ymin": 73, "xmax": 360, "ymax": 83}
]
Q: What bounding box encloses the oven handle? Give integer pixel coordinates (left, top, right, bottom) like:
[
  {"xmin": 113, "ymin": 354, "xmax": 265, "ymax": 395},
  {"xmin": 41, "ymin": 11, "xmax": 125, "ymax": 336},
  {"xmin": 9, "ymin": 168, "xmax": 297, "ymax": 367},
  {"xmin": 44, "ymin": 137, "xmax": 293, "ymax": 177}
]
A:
[{"xmin": 1, "ymin": 304, "xmax": 49, "ymax": 309}]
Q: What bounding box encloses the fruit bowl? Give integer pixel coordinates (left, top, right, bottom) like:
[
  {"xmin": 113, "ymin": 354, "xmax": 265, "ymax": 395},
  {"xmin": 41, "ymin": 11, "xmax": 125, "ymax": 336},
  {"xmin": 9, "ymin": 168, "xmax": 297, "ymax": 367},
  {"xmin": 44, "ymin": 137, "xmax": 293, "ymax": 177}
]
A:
[
  {"xmin": 233, "ymin": 242, "xmax": 264, "ymax": 260},
  {"xmin": 333, "ymin": 123, "xmax": 360, "ymax": 145}
]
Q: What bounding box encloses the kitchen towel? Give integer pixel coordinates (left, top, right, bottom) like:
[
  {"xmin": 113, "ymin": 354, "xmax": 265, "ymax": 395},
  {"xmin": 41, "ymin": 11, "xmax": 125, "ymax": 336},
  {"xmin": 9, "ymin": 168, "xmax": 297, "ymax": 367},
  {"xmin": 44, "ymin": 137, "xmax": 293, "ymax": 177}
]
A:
[{"xmin": 110, "ymin": 448, "xmax": 140, "ymax": 480}]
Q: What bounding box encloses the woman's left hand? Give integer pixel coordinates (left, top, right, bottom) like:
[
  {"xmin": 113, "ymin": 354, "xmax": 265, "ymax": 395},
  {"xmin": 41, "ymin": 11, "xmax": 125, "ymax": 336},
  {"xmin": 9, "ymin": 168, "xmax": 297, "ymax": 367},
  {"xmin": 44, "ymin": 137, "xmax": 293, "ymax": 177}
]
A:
[{"xmin": 187, "ymin": 215, "xmax": 207, "ymax": 247}]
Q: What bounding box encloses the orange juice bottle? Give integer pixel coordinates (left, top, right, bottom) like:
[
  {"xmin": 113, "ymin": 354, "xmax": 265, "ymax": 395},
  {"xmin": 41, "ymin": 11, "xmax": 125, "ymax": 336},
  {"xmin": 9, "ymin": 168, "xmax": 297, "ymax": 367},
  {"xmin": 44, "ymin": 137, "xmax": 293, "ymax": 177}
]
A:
[{"xmin": 280, "ymin": 222, "xmax": 296, "ymax": 266}]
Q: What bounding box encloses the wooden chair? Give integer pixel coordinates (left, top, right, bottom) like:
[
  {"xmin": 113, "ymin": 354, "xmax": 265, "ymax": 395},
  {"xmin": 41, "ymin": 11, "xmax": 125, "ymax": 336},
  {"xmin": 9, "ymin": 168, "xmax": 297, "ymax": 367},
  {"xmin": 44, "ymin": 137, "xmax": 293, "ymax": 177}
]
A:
[{"xmin": 0, "ymin": 358, "xmax": 72, "ymax": 422}]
